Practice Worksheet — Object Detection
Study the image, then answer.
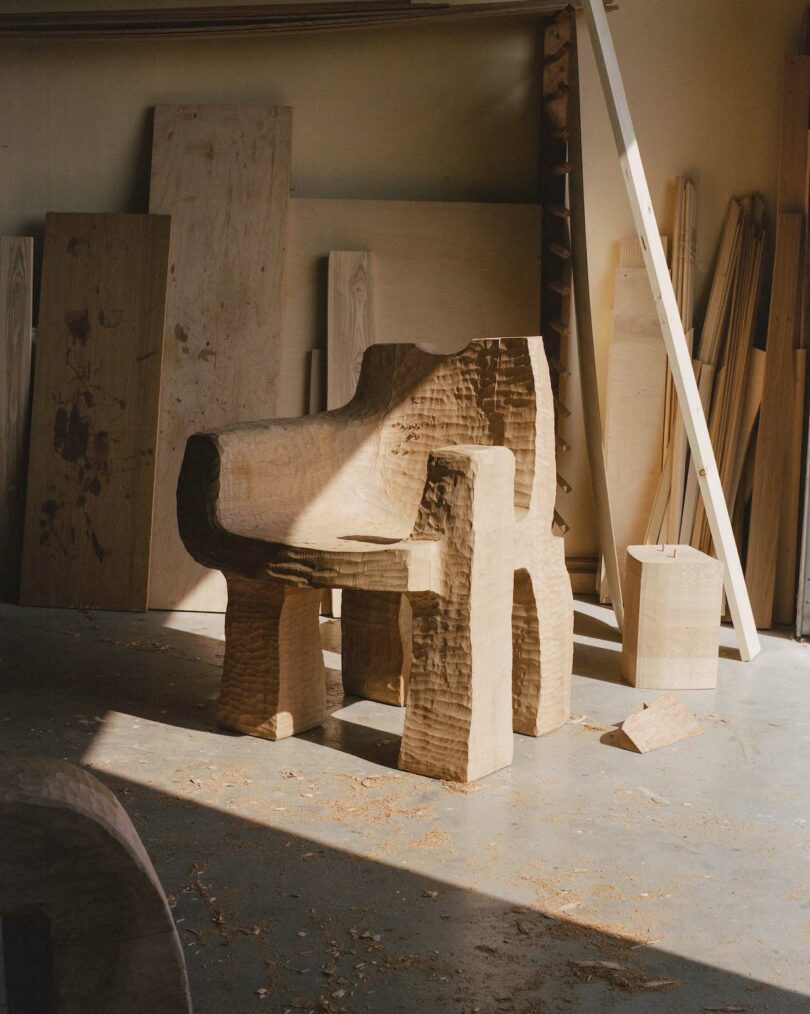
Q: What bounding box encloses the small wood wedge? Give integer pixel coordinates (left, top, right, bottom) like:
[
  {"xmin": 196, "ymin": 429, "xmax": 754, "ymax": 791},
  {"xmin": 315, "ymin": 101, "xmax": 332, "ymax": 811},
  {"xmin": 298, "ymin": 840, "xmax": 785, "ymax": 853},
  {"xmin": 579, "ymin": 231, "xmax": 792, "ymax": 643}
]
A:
[{"xmin": 617, "ymin": 695, "xmax": 704, "ymax": 754}]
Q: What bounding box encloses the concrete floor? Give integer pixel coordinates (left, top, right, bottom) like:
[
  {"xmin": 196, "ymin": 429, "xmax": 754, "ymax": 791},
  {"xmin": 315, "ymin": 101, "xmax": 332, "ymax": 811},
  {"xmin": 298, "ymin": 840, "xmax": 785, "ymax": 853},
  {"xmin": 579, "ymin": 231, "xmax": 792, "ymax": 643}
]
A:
[{"xmin": 1, "ymin": 598, "xmax": 809, "ymax": 1013}]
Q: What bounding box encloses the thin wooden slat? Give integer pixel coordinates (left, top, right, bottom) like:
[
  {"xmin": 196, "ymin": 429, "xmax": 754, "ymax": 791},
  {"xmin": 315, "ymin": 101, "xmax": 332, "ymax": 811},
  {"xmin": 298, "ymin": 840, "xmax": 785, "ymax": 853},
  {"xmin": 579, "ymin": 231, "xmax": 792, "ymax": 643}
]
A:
[
  {"xmin": 20, "ymin": 213, "xmax": 170, "ymax": 610},
  {"xmin": 148, "ymin": 104, "xmax": 292, "ymax": 612},
  {"xmin": 583, "ymin": 0, "xmax": 760, "ymax": 661},
  {"xmin": 745, "ymin": 214, "xmax": 803, "ymax": 628},
  {"xmin": 678, "ymin": 360, "xmax": 715, "ymax": 544},
  {"xmin": 643, "ymin": 440, "xmax": 672, "ymax": 546},
  {"xmin": 663, "ymin": 178, "xmax": 696, "ymax": 541},
  {"xmin": 568, "ymin": 16, "xmax": 623, "ymax": 628},
  {"xmin": 697, "ymin": 199, "xmax": 742, "ymax": 367},
  {"xmin": 327, "ymin": 252, "xmax": 375, "ymax": 411},
  {"xmin": 690, "ymin": 196, "xmax": 765, "ymax": 555},
  {"xmin": 727, "ymin": 348, "xmax": 766, "ymax": 512},
  {"xmin": 0, "ymin": 237, "xmax": 33, "ymax": 601},
  {"xmin": 774, "ymin": 348, "xmax": 807, "ymax": 624},
  {"xmin": 665, "ymin": 327, "xmax": 694, "ymax": 543}
]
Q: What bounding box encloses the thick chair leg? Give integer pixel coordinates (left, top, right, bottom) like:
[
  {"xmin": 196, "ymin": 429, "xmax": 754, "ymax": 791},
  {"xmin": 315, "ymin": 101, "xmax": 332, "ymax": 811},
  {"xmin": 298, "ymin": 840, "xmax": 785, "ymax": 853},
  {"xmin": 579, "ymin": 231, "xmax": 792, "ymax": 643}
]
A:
[
  {"xmin": 399, "ymin": 447, "xmax": 515, "ymax": 782},
  {"xmin": 512, "ymin": 533, "xmax": 574, "ymax": 736},
  {"xmin": 341, "ymin": 590, "xmax": 411, "ymax": 706},
  {"xmin": 219, "ymin": 576, "xmax": 326, "ymax": 740}
]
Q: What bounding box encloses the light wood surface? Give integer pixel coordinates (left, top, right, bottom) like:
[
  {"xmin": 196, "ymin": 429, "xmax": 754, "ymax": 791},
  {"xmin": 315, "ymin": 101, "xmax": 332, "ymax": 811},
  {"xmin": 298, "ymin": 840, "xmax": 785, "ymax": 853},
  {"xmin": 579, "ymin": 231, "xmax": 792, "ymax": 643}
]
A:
[
  {"xmin": 602, "ymin": 244, "xmax": 668, "ymax": 600},
  {"xmin": 746, "ymin": 214, "xmax": 803, "ymax": 628},
  {"xmin": 621, "ymin": 544, "xmax": 723, "ymax": 690},
  {"xmin": 678, "ymin": 361, "xmax": 715, "ymax": 544},
  {"xmin": 569, "ymin": 18, "xmax": 624, "ymax": 628},
  {"xmin": 20, "ymin": 213, "xmax": 170, "ymax": 610},
  {"xmin": 618, "ymin": 694, "xmax": 704, "ymax": 754},
  {"xmin": 774, "ymin": 348, "xmax": 807, "ymax": 624},
  {"xmin": 0, "ymin": 236, "xmax": 33, "ymax": 600},
  {"xmin": 727, "ymin": 348, "xmax": 766, "ymax": 512},
  {"xmin": 177, "ymin": 337, "xmax": 573, "ymax": 781},
  {"xmin": 327, "ymin": 251, "xmax": 375, "ymax": 410},
  {"xmin": 324, "ymin": 250, "xmax": 376, "ymax": 621},
  {"xmin": 583, "ymin": 0, "xmax": 760, "ymax": 661},
  {"xmin": 148, "ymin": 104, "xmax": 292, "ymax": 611},
  {"xmin": 0, "ymin": 757, "xmax": 191, "ymax": 1012}
]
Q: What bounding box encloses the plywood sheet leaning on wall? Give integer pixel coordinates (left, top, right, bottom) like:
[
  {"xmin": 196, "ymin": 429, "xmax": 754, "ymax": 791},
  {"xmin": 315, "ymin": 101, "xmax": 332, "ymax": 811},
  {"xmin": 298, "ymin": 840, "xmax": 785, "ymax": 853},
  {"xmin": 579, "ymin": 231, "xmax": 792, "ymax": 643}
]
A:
[
  {"xmin": 0, "ymin": 237, "xmax": 33, "ymax": 601},
  {"xmin": 600, "ymin": 237, "xmax": 668, "ymax": 602},
  {"xmin": 284, "ymin": 200, "xmax": 541, "ymax": 358},
  {"xmin": 148, "ymin": 104, "xmax": 292, "ymax": 611},
  {"xmin": 20, "ymin": 213, "xmax": 170, "ymax": 610}
]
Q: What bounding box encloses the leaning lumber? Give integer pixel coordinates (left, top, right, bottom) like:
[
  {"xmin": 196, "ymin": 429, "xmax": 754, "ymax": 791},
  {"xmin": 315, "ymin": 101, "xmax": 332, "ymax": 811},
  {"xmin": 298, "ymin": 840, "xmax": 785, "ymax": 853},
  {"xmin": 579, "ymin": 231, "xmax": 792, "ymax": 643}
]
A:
[
  {"xmin": 745, "ymin": 214, "xmax": 803, "ymax": 628},
  {"xmin": 774, "ymin": 348, "xmax": 807, "ymax": 624},
  {"xmin": 583, "ymin": 0, "xmax": 760, "ymax": 661},
  {"xmin": 692, "ymin": 196, "xmax": 766, "ymax": 555}
]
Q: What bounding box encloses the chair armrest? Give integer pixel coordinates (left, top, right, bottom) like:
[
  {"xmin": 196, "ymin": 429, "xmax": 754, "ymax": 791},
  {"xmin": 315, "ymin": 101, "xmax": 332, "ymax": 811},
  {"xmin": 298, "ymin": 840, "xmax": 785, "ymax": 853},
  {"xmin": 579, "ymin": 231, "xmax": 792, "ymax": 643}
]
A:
[
  {"xmin": 408, "ymin": 445, "xmax": 516, "ymax": 592},
  {"xmin": 177, "ymin": 412, "xmax": 374, "ymax": 562}
]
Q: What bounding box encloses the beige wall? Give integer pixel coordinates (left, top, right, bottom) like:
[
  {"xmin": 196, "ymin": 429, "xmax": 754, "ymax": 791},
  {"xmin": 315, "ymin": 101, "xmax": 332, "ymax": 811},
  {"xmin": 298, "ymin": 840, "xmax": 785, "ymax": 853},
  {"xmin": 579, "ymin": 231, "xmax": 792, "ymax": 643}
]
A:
[{"xmin": 0, "ymin": 0, "xmax": 805, "ymax": 558}]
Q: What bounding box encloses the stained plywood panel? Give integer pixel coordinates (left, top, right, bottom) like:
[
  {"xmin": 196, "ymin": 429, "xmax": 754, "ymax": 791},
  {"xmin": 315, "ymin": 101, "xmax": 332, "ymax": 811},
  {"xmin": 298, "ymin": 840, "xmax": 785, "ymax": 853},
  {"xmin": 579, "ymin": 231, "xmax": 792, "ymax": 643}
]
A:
[
  {"xmin": 148, "ymin": 104, "xmax": 292, "ymax": 611},
  {"xmin": 20, "ymin": 213, "xmax": 169, "ymax": 610},
  {"xmin": 0, "ymin": 237, "xmax": 33, "ymax": 600},
  {"xmin": 284, "ymin": 199, "xmax": 541, "ymax": 358}
]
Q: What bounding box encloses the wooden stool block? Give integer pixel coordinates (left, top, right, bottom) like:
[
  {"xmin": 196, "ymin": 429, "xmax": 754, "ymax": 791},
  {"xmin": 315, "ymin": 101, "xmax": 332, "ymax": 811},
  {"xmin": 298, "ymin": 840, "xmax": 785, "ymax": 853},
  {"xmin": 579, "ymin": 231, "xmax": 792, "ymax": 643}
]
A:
[{"xmin": 621, "ymin": 544, "xmax": 723, "ymax": 690}]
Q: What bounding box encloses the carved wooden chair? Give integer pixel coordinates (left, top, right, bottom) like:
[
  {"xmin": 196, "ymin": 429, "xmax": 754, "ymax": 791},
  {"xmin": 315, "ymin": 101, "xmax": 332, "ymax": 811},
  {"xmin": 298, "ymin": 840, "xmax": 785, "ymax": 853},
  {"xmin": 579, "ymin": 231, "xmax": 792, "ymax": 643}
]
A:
[{"xmin": 178, "ymin": 336, "xmax": 573, "ymax": 782}]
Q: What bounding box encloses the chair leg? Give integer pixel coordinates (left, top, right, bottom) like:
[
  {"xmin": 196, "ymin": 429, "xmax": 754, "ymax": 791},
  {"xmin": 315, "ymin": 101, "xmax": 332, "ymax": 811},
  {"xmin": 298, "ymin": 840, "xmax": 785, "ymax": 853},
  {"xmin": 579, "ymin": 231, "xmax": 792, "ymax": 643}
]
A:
[
  {"xmin": 512, "ymin": 533, "xmax": 573, "ymax": 736},
  {"xmin": 399, "ymin": 447, "xmax": 515, "ymax": 782},
  {"xmin": 341, "ymin": 590, "xmax": 411, "ymax": 706},
  {"xmin": 219, "ymin": 576, "xmax": 326, "ymax": 740}
]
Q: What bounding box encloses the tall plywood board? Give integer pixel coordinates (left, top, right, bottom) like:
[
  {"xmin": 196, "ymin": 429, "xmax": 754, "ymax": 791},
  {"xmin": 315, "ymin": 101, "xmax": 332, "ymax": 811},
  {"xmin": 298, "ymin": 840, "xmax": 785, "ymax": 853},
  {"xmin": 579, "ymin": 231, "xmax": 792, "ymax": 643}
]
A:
[
  {"xmin": 0, "ymin": 237, "xmax": 33, "ymax": 600},
  {"xmin": 601, "ymin": 251, "xmax": 668, "ymax": 600},
  {"xmin": 148, "ymin": 104, "xmax": 292, "ymax": 611},
  {"xmin": 20, "ymin": 214, "xmax": 170, "ymax": 610}
]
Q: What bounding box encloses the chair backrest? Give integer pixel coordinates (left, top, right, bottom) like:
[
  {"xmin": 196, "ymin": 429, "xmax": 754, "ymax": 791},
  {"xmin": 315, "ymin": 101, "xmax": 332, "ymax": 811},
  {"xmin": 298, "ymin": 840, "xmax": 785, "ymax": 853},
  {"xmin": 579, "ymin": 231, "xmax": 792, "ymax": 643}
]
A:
[{"xmin": 346, "ymin": 336, "xmax": 556, "ymax": 530}]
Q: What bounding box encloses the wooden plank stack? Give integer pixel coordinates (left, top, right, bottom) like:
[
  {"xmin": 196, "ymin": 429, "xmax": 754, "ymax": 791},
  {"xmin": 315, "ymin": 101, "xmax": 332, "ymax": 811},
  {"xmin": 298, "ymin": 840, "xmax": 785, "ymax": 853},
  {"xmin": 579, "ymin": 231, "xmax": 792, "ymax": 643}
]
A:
[{"xmin": 690, "ymin": 196, "xmax": 767, "ymax": 556}]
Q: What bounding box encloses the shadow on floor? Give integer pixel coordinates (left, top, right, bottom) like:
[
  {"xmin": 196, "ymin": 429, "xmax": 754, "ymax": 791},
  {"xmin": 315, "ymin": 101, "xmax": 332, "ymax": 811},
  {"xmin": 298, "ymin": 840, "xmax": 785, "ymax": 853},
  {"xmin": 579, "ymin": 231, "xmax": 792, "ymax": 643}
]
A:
[
  {"xmin": 2, "ymin": 761, "xmax": 804, "ymax": 1014},
  {"xmin": 2, "ymin": 604, "xmax": 808, "ymax": 1012}
]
